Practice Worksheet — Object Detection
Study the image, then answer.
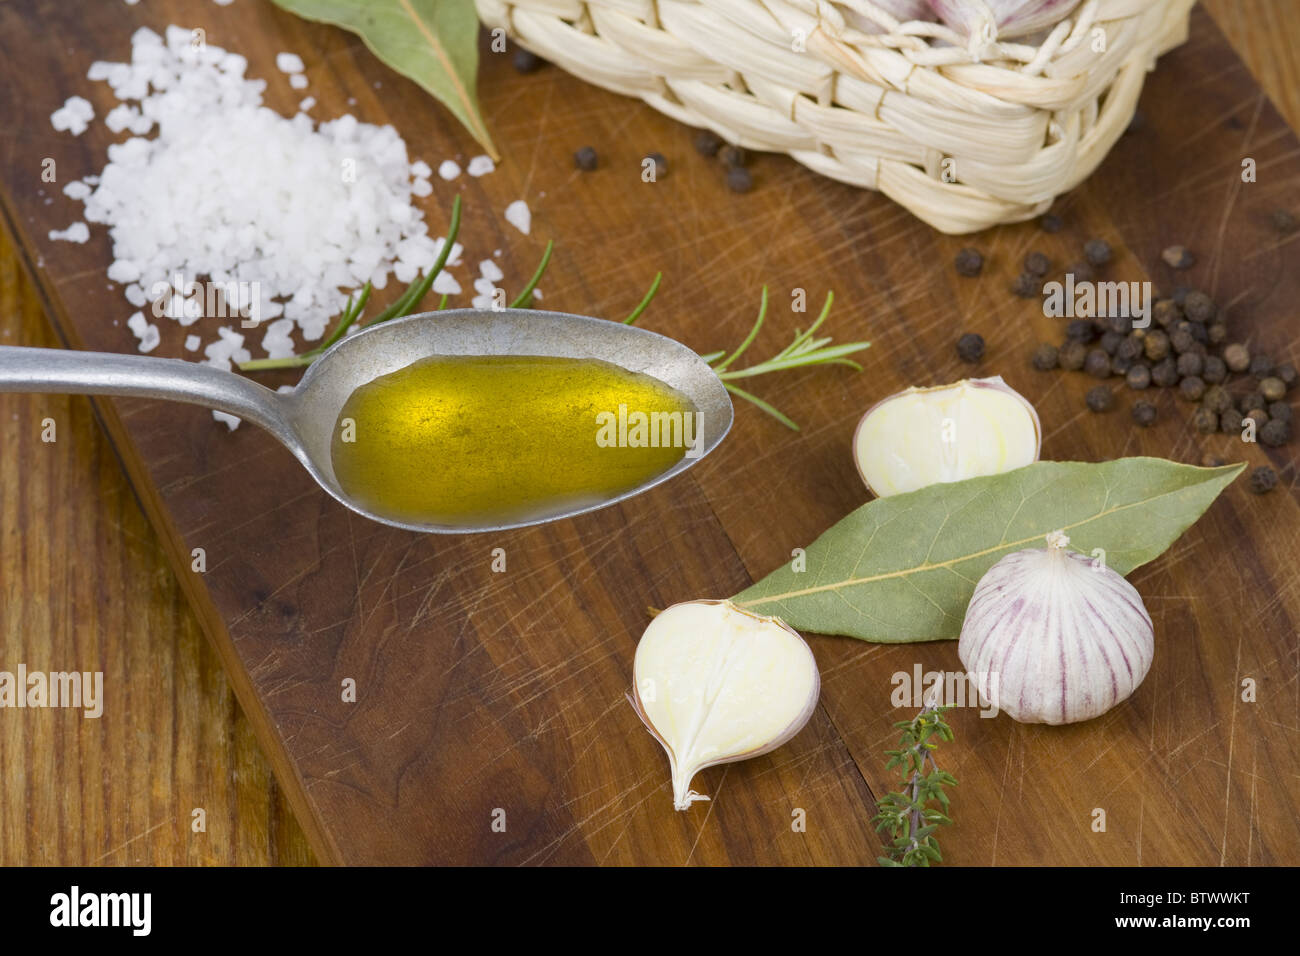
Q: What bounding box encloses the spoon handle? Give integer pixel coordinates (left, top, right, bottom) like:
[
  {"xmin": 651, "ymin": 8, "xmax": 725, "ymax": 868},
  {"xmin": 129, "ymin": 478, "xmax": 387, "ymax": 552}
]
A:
[{"xmin": 0, "ymin": 345, "xmax": 290, "ymax": 438}]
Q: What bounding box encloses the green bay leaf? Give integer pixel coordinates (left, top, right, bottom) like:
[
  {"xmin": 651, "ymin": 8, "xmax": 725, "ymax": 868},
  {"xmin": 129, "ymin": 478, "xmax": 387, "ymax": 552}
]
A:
[
  {"xmin": 733, "ymin": 458, "xmax": 1243, "ymax": 643},
  {"xmin": 272, "ymin": 0, "xmax": 497, "ymax": 157}
]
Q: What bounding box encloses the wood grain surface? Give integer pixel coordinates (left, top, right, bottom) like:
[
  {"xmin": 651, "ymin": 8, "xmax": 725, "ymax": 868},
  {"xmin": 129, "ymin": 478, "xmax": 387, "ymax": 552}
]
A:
[{"xmin": 1, "ymin": 0, "xmax": 1298, "ymax": 866}]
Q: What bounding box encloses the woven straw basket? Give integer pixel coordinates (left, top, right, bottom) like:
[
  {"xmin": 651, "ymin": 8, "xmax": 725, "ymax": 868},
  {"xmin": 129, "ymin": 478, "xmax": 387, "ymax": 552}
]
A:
[{"xmin": 476, "ymin": 0, "xmax": 1196, "ymax": 233}]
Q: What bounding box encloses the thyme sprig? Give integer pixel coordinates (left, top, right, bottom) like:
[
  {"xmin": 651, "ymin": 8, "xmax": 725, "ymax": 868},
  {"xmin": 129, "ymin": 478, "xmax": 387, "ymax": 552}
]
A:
[{"xmin": 873, "ymin": 703, "xmax": 957, "ymax": 867}]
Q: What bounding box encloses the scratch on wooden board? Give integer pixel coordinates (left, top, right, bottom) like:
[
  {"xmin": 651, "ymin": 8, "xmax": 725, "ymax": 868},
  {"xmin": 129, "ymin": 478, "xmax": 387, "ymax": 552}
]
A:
[
  {"xmin": 684, "ymin": 765, "xmax": 728, "ymax": 867},
  {"xmin": 1208, "ymin": 91, "xmax": 1266, "ymax": 298},
  {"xmin": 1219, "ymin": 630, "xmax": 1244, "ymax": 866},
  {"xmin": 988, "ymin": 725, "xmax": 1015, "ymax": 865},
  {"xmin": 94, "ymin": 818, "xmax": 170, "ymax": 863}
]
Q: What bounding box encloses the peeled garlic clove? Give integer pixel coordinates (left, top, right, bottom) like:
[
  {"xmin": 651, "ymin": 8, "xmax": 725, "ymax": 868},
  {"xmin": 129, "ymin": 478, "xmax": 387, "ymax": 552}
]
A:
[
  {"xmin": 928, "ymin": 0, "xmax": 1082, "ymax": 40},
  {"xmin": 631, "ymin": 600, "xmax": 820, "ymax": 810},
  {"xmin": 958, "ymin": 531, "xmax": 1154, "ymax": 725},
  {"xmin": 853, "ymin": 376, "xmax": 1040, "ymax": 497}
]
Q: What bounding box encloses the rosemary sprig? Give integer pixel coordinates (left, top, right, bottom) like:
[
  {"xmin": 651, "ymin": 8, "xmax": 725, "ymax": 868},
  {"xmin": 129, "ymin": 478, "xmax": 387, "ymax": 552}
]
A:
[{"xmin": 873, "ymin": 703, "xmax": 957, "ymax": 867}]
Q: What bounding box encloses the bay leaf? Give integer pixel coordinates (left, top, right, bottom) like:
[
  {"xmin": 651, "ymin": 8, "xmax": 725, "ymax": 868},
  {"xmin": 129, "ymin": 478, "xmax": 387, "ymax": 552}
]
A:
[
  {"xmin": 272, "ymin": 0, "xmax": 497, "ymax": 157},
  {"xmin": 732, "ymin": 458, "xmax": 1244, "ymax": 643}
]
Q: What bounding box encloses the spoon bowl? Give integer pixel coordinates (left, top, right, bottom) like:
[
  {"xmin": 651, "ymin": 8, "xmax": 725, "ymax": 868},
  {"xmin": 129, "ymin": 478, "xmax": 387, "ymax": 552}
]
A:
[{"xmin": 0, "ymin": 308, "xmax": 733, "ymax": 533}]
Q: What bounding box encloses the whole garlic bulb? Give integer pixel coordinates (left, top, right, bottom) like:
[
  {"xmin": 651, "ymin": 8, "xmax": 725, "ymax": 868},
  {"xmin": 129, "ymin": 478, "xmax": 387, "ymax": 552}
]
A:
[
  {"xmin": 843, "ymin": 0, "xmax": 936, "ymax": 34},
  {"xmin": 631, "ymin": 600, "xmax": 820, "ymax": 810},
  {"xmin": 927, "ymin": 0, "xmax": 1083, "ymax": 40},
  {"xmin": 958, "ymin": 531, "xmax": 1153, "ymax": 725}
]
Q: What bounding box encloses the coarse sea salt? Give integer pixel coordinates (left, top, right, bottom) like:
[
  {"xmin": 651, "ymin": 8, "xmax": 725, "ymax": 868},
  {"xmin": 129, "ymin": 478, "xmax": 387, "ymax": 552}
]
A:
[
  {"xmin": 467, "ymin": 155, "xmax": 495, "ymax": 177},
  {"xmin": 275, "ymin": 52, "xmax": 304, "ymax": 73},
  {"xmin": 438, "ymin": 159, "xmax": 461, "ymax": 181},
  {"xmin": 49, "ymin": 222, "xmax": 90, "ymax": 243},
  {"xmin": 504, "ymin": 199, "xmax": 531, "ymax": 236},
  {"xmin": 50, "ymin": 96, "xmax": 95, "ymax": 136}
]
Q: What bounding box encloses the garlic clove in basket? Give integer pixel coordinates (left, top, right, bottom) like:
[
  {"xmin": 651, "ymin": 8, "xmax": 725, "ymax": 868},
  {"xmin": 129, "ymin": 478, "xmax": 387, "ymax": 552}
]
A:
[
  {"xmin": 853, "ymin": 376, "xmax": 1041, "ymax": 497},
  {"xmin": 958, "ymin": 531, "xmax": 1155, "ymax": 725},
  {"xmin": 843, "ymin": 0, "xmax": 936, "ymax": 34},
  {"xmin": 927, "ymin": 0, "xmax": 1083, "ymax": 40},
  {"xmin": 630, "ymin": 600, "xmax": 820, "ymax": 811}
]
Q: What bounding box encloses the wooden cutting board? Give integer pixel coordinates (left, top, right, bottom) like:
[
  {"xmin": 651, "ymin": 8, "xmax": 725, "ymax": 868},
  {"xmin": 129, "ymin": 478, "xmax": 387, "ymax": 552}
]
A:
[{"xmin": 2, "ymin": 0, "xmax": 1298, "ymax": 865}]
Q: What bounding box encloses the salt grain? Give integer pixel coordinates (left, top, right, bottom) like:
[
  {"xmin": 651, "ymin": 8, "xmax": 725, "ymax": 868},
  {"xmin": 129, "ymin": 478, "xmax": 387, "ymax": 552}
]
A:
[
  {"xmin": 438, "ymin": 159, "xmax": 461, "ymax": 181},
  {"xmin": 289, "ymin": 73, "xmax": 308, "ymax": 90},
  {"xmin": 50, "ymin": 96, "xmax": 95, "ymax": 136},
  {"xmin": 184, "ymin": 334, "xmax": 201, "ymax": 351},
  {"xmin": 467, "ymin": 155, "xmax": 495, "ymax": 177},
  {"xmin": 275, "ymin": 52, "xmax": 304, "ymax": 74},
  {"xmin": 504, "ymin": 199, "xmax": 531, "ymax": 235},
  {"xmin": 49, "ymin": 222, "xmax": 90, "ymax": 243}
]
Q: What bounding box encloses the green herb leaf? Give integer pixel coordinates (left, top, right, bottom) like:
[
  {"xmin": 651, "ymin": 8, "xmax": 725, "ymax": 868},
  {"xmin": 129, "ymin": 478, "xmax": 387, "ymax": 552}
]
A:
[
  {"xmin": 271, "ymin": 0, "xmax": 497, "ymax": 157},
  {"xmin": 734, "ymin": 458, "xmax": 1244, "ymax": 642}
]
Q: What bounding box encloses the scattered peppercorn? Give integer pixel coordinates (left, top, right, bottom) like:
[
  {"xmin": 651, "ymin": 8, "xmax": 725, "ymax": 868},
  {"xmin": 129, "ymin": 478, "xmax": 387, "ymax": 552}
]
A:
[
  {"xmin": 1161, "ymin": 245, "xmax": 1195, "ymax": 270},
  {"xmin": 1068, "ymin": 260, "xmax": 1095, "ymax": 283},
  {"xmin": 1085, "ymin": 386, "xmax": 1114, "ymax": 412},
  {"xmin": 1100, "ymin": 330, "xmax": 1123, "ymax": 355},
  {"xmin": 1202, "ymin": 385, "xmax": 1233, "ymax": 414},
  {"xmin": 1152, "ymin": 357, "xmax": 1180, "ymax": 388},
  {"xmin": 1176, "ymin": 352, "xmax": 1203, "ymax": 378},
  {"xmin": 693, "ymin": 129, "xmax": 723, "ymax": 157},
  {"xmin": 1178, "ymin": 376, "xmax": 1206, "ymax": 402},
  {"xmin": 1110, "ymin": 355, "xmax": 1133, "ymax": 376},
  {"xmin": 1202, "ymin": 355, "xmax": 1227, "ymax": 384},
  {"xmin": 954, "ymin": 247, "xmax": 983, "ymax": 277},
  {"xmin": 1240, "ymin": 391, "xmax": 1266, "ymax": 414},
  {"xmin": 1244, "ymin": 409, "xmax": 1269, "ymax": 431},
  {"xmin": 1220, "ymin": 407, "xmax": 1244, "ymax": 434},
  {"xmin": 1193, "ymin": 406, "xmax": 1219, "ymax": 434},
  {"xmin": 1261, "ymin": 418, "xmax": 1290, "ymax": 446},
  {"xmin": 574, "ymin": 146, "xmax": 599, "ymax": 171},
  {"xmin": 1012, "ymin": 272, "xmax": 1040, "ymax": 298},
  {"xmin": 1223, "ymin": 343, "xmax": 1251, "ymax": 373},
  {"xmin": 1172, "ymin": 286, "xmax": 1192, "ymax": 307},
  {"xmin": 645, "ymin": 152, "xmax": 668, "ymax": 178},
  {"xmin": 1249, "ymin": 466, "xmax": 1279, "ymax": 494},
  {"xmin": 1024, "ymin": 251, "xmax": 1050, "ymax": 276},
  {"xmin": 1066, "ymin": 318, "xmax": 1096, "ymax": 342},
  {"xmin": 1272, "ymin": 208, "xmax": 1298, "ymax": 234},
  {"xmin": 1084, "ymin": 348, "xmax": 1111, "ymax": 378},
  {"xmin": 512, "ymin": 48, "xmax": 543, "ymax": 73},
  {"xmin": 1276, "ymin": 363, "xmax": 1298, "ymax": 388},
  {"xmin": 1116, "ymin": 336, "xmax": 1143, "ymax": 362},
  {"xmin": 1103, "ymin": 313, "xmax": 1133, "ymax": 335},
  {"xmin": 1183, "ymin": 290, "xmax": 1215, "ymax": 323},
  {"xmin": 718, "ymin": 145, "xmax": 747, "ymax": 168},
  {"xmin": 1269, "ymin": 401, "xmax": 1292, "ymax": 423},
  {"xmin": 1170, "ymin": 328, "xmax": 1197, "ymax": 355},
  {"xmin": 956, "ymin": 332, "xmax": 985, "ymax": 363},
  {"xmin": 1144, "ymin": 329, "xmax": 1170, "ymax": 362},
  {"xmin": 1039, "ymin": 213, "xmax": 1063, "ymax": 233},
  {"xmin": 1126, "ymin": 363, "xmax": 1151, "ymax": 390},
  {"xmin": 1132, "ymin": 400, "xmax": 1158, "ymax": 427},
  {"xmin": 1249, "ymin": 354, "xmax": 1274, "ymax": 379},
  {"xmin": 1152, "ymin": 299, "xmax": 1181, "ymax": 328},
  {"xmin": 1059, "ymin": 340, "xmax": 1087, "ymax": 371},
  {"xmin": 1207, "ymin": 322, "xmax": 1228, "ymax": 345},
  {"xmin": 725, "ymin": 165, "xmax": 753, "ymax": 193},
  {"xmin": 1083, "ymin": 238, "xmax": 1112, "ymax": 266},
  {"xmin": 1031, "ymin": 343, "xmax": 1059, "ymax": 370},
  {"xmin": 1259, "ymin": 376, "xmax": 1286, "ymax": 403}
]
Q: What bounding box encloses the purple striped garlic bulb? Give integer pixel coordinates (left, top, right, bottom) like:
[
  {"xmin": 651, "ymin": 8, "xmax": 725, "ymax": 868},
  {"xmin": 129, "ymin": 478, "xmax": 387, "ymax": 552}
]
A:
[
  {"xmin": 958, "ymin": 531, "xmax": 1154, "ymax": 725},
  {"xmin": 843, "ymin": 1, "xmax": 936, "ymax": 35},
  {"xmin": 927, "ymin": 0, "xmax": 1083, "ymax": 40}
]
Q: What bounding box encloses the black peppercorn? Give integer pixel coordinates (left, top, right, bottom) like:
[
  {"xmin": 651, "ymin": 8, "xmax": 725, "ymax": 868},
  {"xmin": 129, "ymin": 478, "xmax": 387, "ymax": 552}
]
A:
[
  {"xmin": 1193, "ymin": 406, "xmax": 1219, "ymax": 434},
  {"xmin": 1012, "ymin": 272, "xmax": 1040, "ymax": 298},
  {"xmin": 1066, "ymin": 318, "xmax": 1096, "ymax": 342},
  {"xmin": 1183, "ymin": 290, "xmax": 1215, "ymax": 323},
  {"xmin": 1105, "ymin": 313, "xmax": 1133, "ymax": 335},
  {"xmin": 1116, "ymin": 335, "xmax": 1143, "ymax": 362},
  {"xmin": 1259, "ymin": 376, "xmax": 1286, "ymax": 402},
  {"xmin": 1161, "ymin": 245, "xmax": 1195, "ymax": 270},
  {"xmin": 1249, "ymin": 466, "xmax": 1279, "ymax": 494},
  {"xmin": 1172, "ymin": 286, "xmax": 1192, "ymax": 307},
  {"xmin": 1083, "ymin": 238, "xmax": 1112, "ymax": 266},
  {"xmin": 1202, "ymin": 385, "xmax": 1233, "ymax": 414},
  {"xmin": 1244, "ymin": 408, "xmax": 1270, "ymax": 429},
  {"xmin": 1176, "ymin": 352, "xmax": 1203, "ymax": 378},
  {"xmin": 1084, "ymin": 348, "xmax": 1112, "ymax": 378},
  {"xmin": 1178, "ymin": 376, "xmax": 1206, "ymax": 402},
  {"xmin": 1272, "ymin": 208, "xmax": 1298, "ymax": 234},
  {"xmin": 1207, "ymin": 322, "xmax": 1228, "ymax": 345},
  {"xmin": 645, "ymin": 152, "xmax": 668, "ymax": 178},
  {"xmin": 725, "ymin": 166, "xmax": 753, "ymax": 193},
  {"xmin": 1068, "ymin": 260, "xmax": 1095, "ymax": 283},
  {"xmin": 1224, "ymin": 343, "xmax": 1251, "ymax": 372},
  {"xmin": 718, "ymin": 145, "xmax": 747, "ymax": 168},
  {"xmin": 1249, "ymin": 354, "xmax": 1274, "ymax": 379},
  {"xmin": 1031, "ymin": 343, "xmax": 1059, "ymax": 370},
  {"xmin": 694, "ymin": 129, "xmax": 723, "ymax": 157},
  {"xmin": 1059, "ymin": 340, "xmax": 1088, "ymax": 371},
  {"xmin": 1269, "ymin": 401, "xmax": 1292, "ymax": 424},
  {"xmin": 956, "ymin": 332, "xmax": 985, "ymax": 363},
  {"xmin": 1086, "ymin": 386, "xmax": 1114, "ymax": 412},
  {"xmin": 512, "ymin": 48, "xmax": 544, "ymax": 73},
  {"xmin": 1240, "ymin": 390, "xmax": 1266, "ymax": 413},
  {"xmin": 1202, "ymin": 355, "xmax": 1227, "ymax": 384},
  {"xmin": 1170, "ymin": 329, "xmax": 1197, "ymax": 355},
  {"xmin": 1126, "ymin": 363, "xmax": 1151, "ymax": 390},
  {"xmin": 1024, "ymin": 251, "xmax": 1050, "ymax": 276},
  {"xmin": 1152, "ymin": 299, "xmax": 1181, "ymax": 328},
  {"xmin": 574, "ymin": 146, "xmax": 599, "ymax": 171},
  {"xmin": 954, "ymin": 247, "xmax": 983, "ymax": 277},
  {"xmin": 1143, "ymin": 330, "xmax": 1170, "ymax": 362},
  {"xmin": 1100, "ymin": 330, "xmax": 1123, "ymax": 355},
  {"xmin": 1260, "ymin": 418, "xmax": 1290, "ymax": 447},
  {"xmin": 1151, "ymin": 357, "xmax": 1180, "ymax": 388},
  {"xmin": 1276, "ymin": 363, "xmax": 1298, "ymax": 388},
  {"xmin": 1202, "ymin": 453, "xmax": 1226, "ymax": 468},
  {"xmin": 1039, "ymin": 212, "xmax": 1063, "ymax": 233},
  {"xmin": 1220, "ymin": 407, "xmax": 1243, "ymax": 434},
  {"xmin": 1132, "ymin": 400, "xmax": 1158, "ymax": 427},
  {"xmin": 1110, "ymin": 355, "xmax": 1133, "ymax": 375}
]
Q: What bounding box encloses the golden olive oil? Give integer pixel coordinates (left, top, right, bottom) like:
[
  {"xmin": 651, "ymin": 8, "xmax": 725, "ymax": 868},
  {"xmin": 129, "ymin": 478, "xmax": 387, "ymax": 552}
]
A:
[{"xmin": 330, "ymin": 354, "xmax": 699, "ymax": 525}]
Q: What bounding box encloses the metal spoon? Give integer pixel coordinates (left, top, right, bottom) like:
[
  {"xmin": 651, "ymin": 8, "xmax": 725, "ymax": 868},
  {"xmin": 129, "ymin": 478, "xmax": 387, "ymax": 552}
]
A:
[{"xmin": 0, "ymin": 309, "xmax": 734, "ymax": 533}]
